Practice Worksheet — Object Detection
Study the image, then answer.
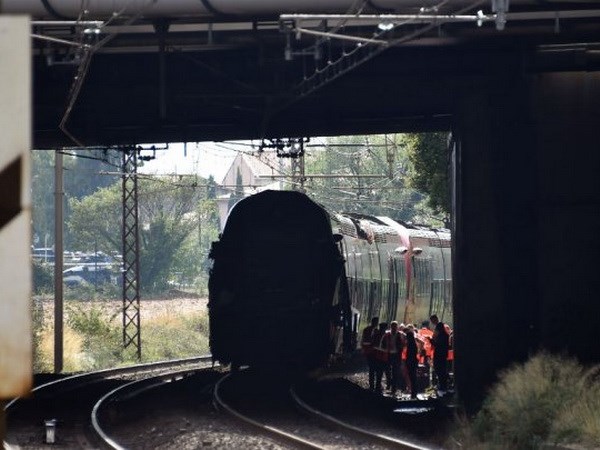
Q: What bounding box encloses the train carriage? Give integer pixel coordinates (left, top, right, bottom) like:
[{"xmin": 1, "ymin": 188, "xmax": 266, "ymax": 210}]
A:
[
  {"xmin": 208, "ymin": 190, "xmax": 452, "ymax": 369},
  {"xmin": 208, "ymin": 190, "xmax": 344, "ymax": 369}
]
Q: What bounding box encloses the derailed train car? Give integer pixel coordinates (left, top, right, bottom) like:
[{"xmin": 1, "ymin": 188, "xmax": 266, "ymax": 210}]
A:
[
  {"xmin": 208, "ymin": 190, "xmax": 451, "ymax": 369},
  {"xmin": 332, "ymin": 213, "xmax": 452, "ymax": 353},
  {"xmin": 208, "ymin": 190, "xmax": 344, "ymax": 369}
]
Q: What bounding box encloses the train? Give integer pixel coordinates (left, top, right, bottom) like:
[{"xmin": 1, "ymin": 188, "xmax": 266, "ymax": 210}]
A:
[{"xmin": 208, "ymin": 190, "xmax": 452, "ymax": 370}]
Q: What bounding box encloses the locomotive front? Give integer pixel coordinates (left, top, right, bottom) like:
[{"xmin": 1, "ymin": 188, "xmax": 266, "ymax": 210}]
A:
[{"xmin": 208, "ymin": 190, "xmax": 344, "ymax": 370}]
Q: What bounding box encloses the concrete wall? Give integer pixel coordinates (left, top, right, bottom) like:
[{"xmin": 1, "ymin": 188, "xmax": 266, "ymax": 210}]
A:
[
  {"xmin": 452, "ymin": 70, "xmax": 600, "ymax": 411},
  {"xmin": 532, "ymin": 72, "xmax": 600, "ymax": 357}
]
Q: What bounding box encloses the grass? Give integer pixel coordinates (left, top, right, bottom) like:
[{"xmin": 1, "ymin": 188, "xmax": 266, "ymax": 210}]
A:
[
  {"xmin": 34, "ymin": 300, "xmax": 210, "ymax": 372},
  {"xmin": 449, "ymin": 352, "xmax": 600, "ymax": 449}
]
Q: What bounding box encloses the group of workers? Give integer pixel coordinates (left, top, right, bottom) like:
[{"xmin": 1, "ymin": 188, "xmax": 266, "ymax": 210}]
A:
[{"xmin": 360, "ymin": 314, "xmax": 452, "ymax": 399}]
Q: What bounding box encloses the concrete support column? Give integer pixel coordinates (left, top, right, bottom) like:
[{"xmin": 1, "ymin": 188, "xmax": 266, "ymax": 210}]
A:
[
  {"xmin": 453, "ymin": 75, "xmax": 539, "ymax": 411},
  {"xmin": 453, "ymin": 71, "xmax": 600, "ymax": 412},
  {"xmin": 531, "ymin": 72, "xmax": 600, "ymax": 359}
]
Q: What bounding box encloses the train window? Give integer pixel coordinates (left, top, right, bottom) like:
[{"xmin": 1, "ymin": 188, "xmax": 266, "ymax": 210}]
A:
[
  {"xmin": 392, "ymin": 256, "xmax": 408, "ymax": 322},
  {"xmin": 346, "ymin": 247, "xmax": 357, "ymax": 279},
  {"xmin": 370, "ymin": 249, "xmax": 381, "ymax": 280},
  {"xmin": 412, "ymin": 256, "xmax": 433, "ymax": 323},
  {"xmin": 354, "ymin": 249, "xmax": 362, "ymax": 281}
]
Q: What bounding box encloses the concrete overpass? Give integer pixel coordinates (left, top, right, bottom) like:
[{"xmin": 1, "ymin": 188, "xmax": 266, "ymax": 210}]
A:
[
  {"xmin": 1, "ymin": 0, "xmax": 599, "ymax": 147},
  {"xmin": 2, "ymin": 0, "xmax": 600, "ymax": 410}
]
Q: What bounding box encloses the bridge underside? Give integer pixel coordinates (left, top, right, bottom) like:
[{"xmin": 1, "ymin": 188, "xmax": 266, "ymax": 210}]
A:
[
  {"xmin": 28, "ymin": 5, "xmax": 600, "ymax": 411},
  {"xmin": 32, "ymin": 8, "xmax": 600, "ymax": 147}
]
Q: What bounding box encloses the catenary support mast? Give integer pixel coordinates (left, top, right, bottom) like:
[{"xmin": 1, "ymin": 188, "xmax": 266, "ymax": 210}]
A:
[{"xmin": 121, "ymin": 148, "xmax": 141, "ymax": 359}]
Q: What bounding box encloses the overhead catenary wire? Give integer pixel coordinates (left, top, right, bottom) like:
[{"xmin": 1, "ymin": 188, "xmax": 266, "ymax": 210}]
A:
[
  {"xmin": 59, "ymin": 0, "xmax": 158, "ymax": 146},
  {"xmin": 62, "ymin": 135, "xmax": 429, "ymax": 218},
  {"xmin": 260, "ymin": 0, "xmax": 485, "ymax": 140}
]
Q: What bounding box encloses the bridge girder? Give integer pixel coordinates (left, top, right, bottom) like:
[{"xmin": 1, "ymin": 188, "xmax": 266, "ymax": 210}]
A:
[{"xmin": 27, "ymin": 4, "xmax": 600, "ymax": 147}]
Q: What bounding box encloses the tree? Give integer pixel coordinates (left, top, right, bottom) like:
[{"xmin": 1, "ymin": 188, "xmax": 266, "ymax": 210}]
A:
[
  {"xmin": 303, "ymin": 134, "xmax": 427, "ymax": 222},
  {"xmin": 68, "ymin": 176, "xmax": 219, "ymax": 293},
  {"xmin": 405, "ymin": 132, "xmax": 451, "ymax": 224},
  {"xmin": 31, "ymin": 151, "xmax": 55, "ymax": 249},
  {"xmin": 31, "ymin": 150, "xmax": 118, "ymax": 251},
  {"xmin": 227, "ymin": 168, "xmax": 244, "ymax": 212},
  {"xmin": 63, "ymin": 150, "xmax": 114, "ymax": 200}
]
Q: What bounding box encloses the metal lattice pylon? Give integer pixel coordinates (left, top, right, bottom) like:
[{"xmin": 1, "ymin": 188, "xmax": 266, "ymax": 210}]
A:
[{"xmin": 121, "ymin": 148, "xmax": 141, "ymax": 359}]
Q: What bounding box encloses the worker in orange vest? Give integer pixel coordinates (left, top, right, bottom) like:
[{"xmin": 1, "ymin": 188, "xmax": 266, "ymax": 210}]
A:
[{"xmin": 380, "ymin": 321, "xmax": 406, "ymax": 397}]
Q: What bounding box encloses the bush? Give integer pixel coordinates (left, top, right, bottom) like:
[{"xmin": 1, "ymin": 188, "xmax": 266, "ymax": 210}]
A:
[
  {"xmin": 65, "ymin": 282, "xmax": 120, "ymax": 301},
  {"xmin": 450, "ymin": 352, "xmax": 600, "ymax": 449},
  {"xmin": 32, "ymin": 297, "xmax": 50, "ymax": 372},
  {"xmin": 35, "ymin": 301, "xmax": 210, "ymax": 372},
  {"xmin": 33, "ymin": 260, "xmax": 53, "ymax": 294},
  {"xmin": 140, "ymin": 312, "xmax": 209, "ymax": 362},
  {"xmin": 66, "ymin": 304, "xmax": 116, "ymax": 340}
]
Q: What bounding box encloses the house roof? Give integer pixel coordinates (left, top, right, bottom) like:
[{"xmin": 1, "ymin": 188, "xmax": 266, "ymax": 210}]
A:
[{"xmin": 220, "ymin": 151, "xmax": 289, "ymax": 185}]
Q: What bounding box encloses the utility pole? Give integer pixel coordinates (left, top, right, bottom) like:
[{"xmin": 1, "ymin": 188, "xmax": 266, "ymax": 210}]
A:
[{"xmin": 54, "ymin": 150, "xmax": 64, "ymax": 373}]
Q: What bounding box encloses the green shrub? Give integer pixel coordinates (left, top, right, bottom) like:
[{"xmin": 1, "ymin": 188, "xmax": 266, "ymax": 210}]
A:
[
  {"xmin": 66, "ymin": 303, "xmax": 117, "ymax": 340},
  {"xmin": 65, "ymin": 282, "xmax": 120, "ymax": 301},
  {"xmin": 32, "ymin": 297, "xmax": 50, "ymax": 372},
  {"xmin": 450, "ymin": 352, "xmax": 600, "ymax": 449},
  {"xmin": 32, "ymin": 260, "xmax": 53, "ymax": 294},
  {"xmin": 64, "ymin": 303, "xmax": 124, "ymax": 370}
]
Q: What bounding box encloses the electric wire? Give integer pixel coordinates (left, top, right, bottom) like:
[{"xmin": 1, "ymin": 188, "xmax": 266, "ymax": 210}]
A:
[{"xmin": 59, "ymin": 0, "xmax": 158, "ymax": 146}]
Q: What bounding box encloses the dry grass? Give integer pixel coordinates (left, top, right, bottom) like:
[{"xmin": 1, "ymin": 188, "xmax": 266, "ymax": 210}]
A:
[
  {"xmin": 449, "ymin": 353, "xmax": 600, "ymax": 449},
  {"xmin": 34, "ymin": 297, "xmax": 210, "ymax": 372},
  {"xmin": 38, "ymin": 327, "xmax": 86, "ymax": 372}
]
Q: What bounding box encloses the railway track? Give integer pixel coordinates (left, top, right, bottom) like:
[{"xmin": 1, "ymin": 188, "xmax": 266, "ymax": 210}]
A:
[
  {"xmin": 290, "ymin": 384, "xmax": 435, "ymax": 450},
  {"xmin": 4, "ymin": 356, "xmax": 214, "ymax": 449},
  {"xmin": 214, "ymin": 370, "xmax": 438, "ymax": 449},
  {"xmin": 6, "ymin": 361, "xmax": 448, "ymax": 449}
]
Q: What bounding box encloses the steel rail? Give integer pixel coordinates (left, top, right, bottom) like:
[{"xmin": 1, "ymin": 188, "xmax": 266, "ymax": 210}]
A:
[
  {"xmin": 91, "ymin": 366, "xmax": 211, "ymax": 449},
  {"xmin": 3, "ymin": 355, "xmax": 213, "ymax": 448},
  {"xmin": 213, "ymin": 372, "xmax": 325, "ymax": 450},
  {"xmin": 6, "ymin": 354, "xmax": 213, "ymax": 409},
  {"xmin": 290, "ymin": 384, "xmax": 438, "ymax": 450}
]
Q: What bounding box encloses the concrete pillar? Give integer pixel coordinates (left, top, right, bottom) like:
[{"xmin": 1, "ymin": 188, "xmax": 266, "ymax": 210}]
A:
[
  {"xmin": 531, "ymin": 72, "xmax": 600, "ymax": 359},
  {"xmin": 452, "ymin": 75, "xmax": 536, "ymax": 411},
  {"xmin": 453, "ymin": 71, "xmax": 600, "ymax": 411}
]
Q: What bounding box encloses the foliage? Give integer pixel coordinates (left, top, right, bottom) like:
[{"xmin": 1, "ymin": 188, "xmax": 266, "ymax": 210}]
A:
[
  {"xmin": 64, "ymin": 303, "xmax": 126, "ymax": 370},
  {"xmin": 31, "ymin": 151, "xmax": 55, "ymax": 249},
  {"xmin": 303, "ymin": 134, "xmax": 442, "ymax": 225},
  {"xmin": 228, "ymin": 168, "xmax": 244, "ymax": 211},
  {"xmin": 66, "ymin": 303, "xmax": 117, "ymax": 342},
  {"xmin": 64, "ymin": 279, "xmax": 120, "ymax": 301},
  {"xmin": 170, "ymin": 200, "xmax": 219, "ymax": 288},
  {"xmin": 140, "ymin": 313, "xmax": 209, "ymax": 362},
  {"xmin": 32, "ymin": 297, "xmax": 49, "ymax": 372},
  {"xmin": 32, "ymin": 259, "xmax": 53, "ymax": 293},
  {"xmin": 68, "ymin": 183, "xmax": 121, "ymax": 253},
  {"xmin": 63, "ymin": 150, "xmax": 115, "ymax": 200},
  {"xmin": 31, "ymin": 150, "xmax": 116, "ymax": 250},
  {"xmin": 405, "ymin": 132, "xmax": 451, "ymax": 223},
  {"xmin": 450, "ymin": 352, "xmax": 600, "ymax": 449},
  {"xmin": 68, "ymin": 176, "xmax": 219, "ymax": 294},
  {"xmin": 34, "ymin": 301, "xmax": 211, "ymax": 372}
]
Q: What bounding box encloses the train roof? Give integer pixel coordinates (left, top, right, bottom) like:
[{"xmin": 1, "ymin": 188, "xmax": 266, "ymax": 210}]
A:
[{"xmin": 331, "ymin": 210, "xmax": 450, "ymax": 246}]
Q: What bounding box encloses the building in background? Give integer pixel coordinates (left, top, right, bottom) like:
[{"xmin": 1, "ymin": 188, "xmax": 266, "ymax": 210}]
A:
[{"xmin": 217, "ymin": 151, "xmax": 291, "ymax": 229}]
